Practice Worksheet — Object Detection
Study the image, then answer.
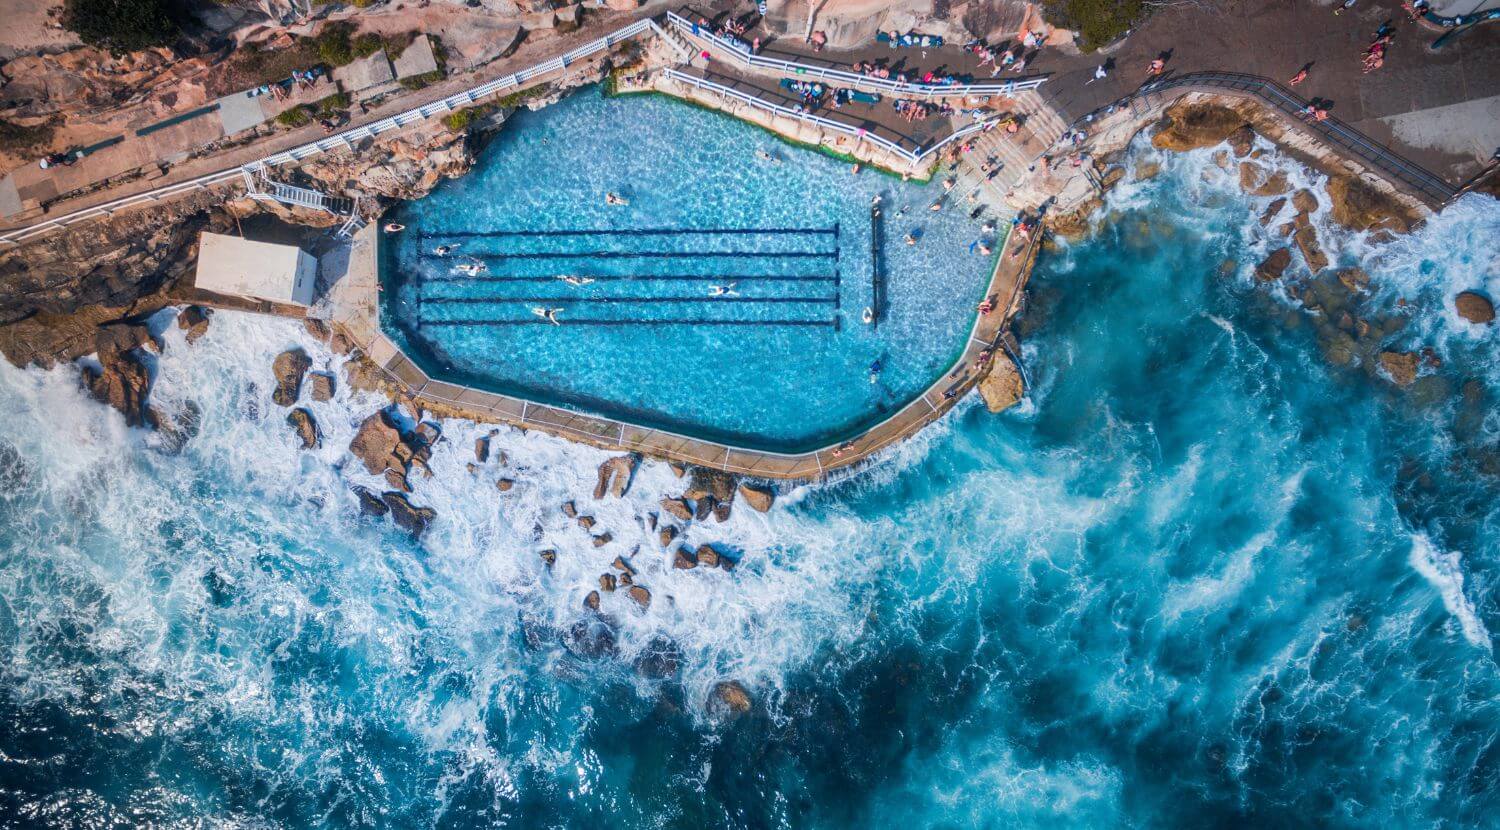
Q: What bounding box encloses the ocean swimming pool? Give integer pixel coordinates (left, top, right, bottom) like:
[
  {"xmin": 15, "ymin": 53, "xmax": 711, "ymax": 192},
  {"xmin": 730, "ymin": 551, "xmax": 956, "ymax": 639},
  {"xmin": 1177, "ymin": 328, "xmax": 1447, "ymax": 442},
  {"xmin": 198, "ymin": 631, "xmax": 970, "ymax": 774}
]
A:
[{"xmin": 380, "ymin": 89, "xmax": 999, "ymax": 452}]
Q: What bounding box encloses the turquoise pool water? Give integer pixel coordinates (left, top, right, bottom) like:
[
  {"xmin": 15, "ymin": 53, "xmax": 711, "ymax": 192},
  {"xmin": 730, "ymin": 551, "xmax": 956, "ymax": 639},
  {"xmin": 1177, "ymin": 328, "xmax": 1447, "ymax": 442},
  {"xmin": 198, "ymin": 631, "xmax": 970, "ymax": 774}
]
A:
[{"xmin": 381, "ymin": 89, "xmax": 999, "ymax": 452}]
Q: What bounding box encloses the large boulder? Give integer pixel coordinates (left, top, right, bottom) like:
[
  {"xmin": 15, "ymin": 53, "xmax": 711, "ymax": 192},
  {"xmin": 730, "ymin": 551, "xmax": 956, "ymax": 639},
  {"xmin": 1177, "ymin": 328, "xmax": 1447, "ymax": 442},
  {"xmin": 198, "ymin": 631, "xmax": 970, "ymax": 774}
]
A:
[
  {"xmin": 1379, "ymin": 351, "xmax": 1420, "ymax": 386},
  {"xmin": 1238, "ymin": 161, "xmax": 1290, "ymax": 196},
  {"xmin": 177, "ymin": 306, "xmax": 211, "ymax": 344},
  {"xmin": 628, "ymin": 585, "xmax": 652, "ymax": 609},
  {"xmin": 271, "ymin": 349, "xmax": 311, "ymax": 407},
  {"xmin": 286, "ymin": 407, "xmax": 319, "ymax": 450},
  {"xmin": 708, "ymin": 680, "xmax": 752, "ymax": 717},
  {"xmin": 308, "ymin": 372, "xmax": 335, "ymax": 402},
  {"xmin": 738, "ymin": 483, "xmax": 775, "ymax": 512},
  {"xmin": 1455, "ymin": 291, "xmax": 1494, "ymax": 324},
  {"xmin": 660, "ymin": 497, "xmax": 693, "ymax": 522},
  {"xmin": 351, "ymin": 485, "xmax": 388, "ymax": 516},
  {"xmin": 381, "ymin": 492, "xmax": 437, "ymax": 537},
  {"xmin": 1325, "ymin": 176, "xmax": 1418, "ymax": 233},
  {"xmin": 1255, "ymin": 248, "xmax": 1292, "ymax": 282},
  {"xmin": 684, "ymin": 468, "xmax": 738, "ymax": 503},
  {"xmin": 979, "ymin": 351, "xmax": 1024, "ymax": 412},
  {"xmin": 349, "ymin": 409, "xmax": 416, "ymax": 476},
  {"xmin": 1293, "ymin": 226, "xmax": 1328, "ymax": 272},
  {"xmin": 86, "ymin": 348, "xmax": 152, "ymax": 427},
  {"xmin": 1151, "ymin": 102, "xmax": 1248, "ymax": 153},
  {"xmin": 593, "ymin": 455, "xmax": 636, "ymax": 499}
]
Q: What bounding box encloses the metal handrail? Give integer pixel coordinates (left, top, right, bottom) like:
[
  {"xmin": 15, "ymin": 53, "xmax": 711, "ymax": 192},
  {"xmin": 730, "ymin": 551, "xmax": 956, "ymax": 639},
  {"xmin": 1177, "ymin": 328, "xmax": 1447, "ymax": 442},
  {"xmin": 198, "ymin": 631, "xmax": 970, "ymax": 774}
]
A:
[
  {"xmin": 1065, "ymin": 70, "xmax": 1457, "ymax": 205},
  {"xmin": 1, "ymin": 18, "xmax": 658, "ymax": 246},
  {"xmin": 664, "ymin": 11, "xmax": 1047, "ymax": 98}
]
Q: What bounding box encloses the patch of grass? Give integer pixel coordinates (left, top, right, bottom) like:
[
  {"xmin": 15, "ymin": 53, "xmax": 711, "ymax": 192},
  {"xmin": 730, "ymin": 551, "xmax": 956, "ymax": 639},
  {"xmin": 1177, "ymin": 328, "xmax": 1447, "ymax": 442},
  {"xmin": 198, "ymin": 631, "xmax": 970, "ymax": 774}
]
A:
[
  {"xmin": 496, "ymin": 83, "xmax": 552, "ymax": 109},
  {"xmin": 352, "ymin": 32, "xmax": 386, "ymax": 58},
  {"xmin": 442, "ymin": 109, "xmax": 475, "ymax": 132},
  {"xmin": 275, "ymin": 106, "xmax": 312, "ymax": 128},
  {"xmin": 399, "ymin": 70, "xmax": 443, "ymax": 91},
  {"xmin": 1042, "ymin": 0, "xmax": 1144, "ymax": 52},
  {"xmin": 0, "ymin": 117, "xmax": 59, "ymax": 153}
]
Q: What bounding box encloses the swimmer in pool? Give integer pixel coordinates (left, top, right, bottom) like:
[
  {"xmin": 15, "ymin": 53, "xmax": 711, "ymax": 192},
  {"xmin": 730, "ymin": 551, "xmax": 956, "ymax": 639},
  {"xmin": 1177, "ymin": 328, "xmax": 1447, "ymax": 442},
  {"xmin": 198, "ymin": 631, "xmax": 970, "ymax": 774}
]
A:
[
  {"xmin": 605, "ymin": 192, "xmax": 629, "ymax": 206},
  {"xmin": 532, "ymin": 307, "xmax": 563, "ymax": 325},
  {"xmin": 455, "ymin": 260, "xmax": 486, "ymax": 276},
  {"xmin": 559, "ymin": 275, "xmax": 595, "ymax": 286},
  {"xmin": 434, "ymin": 244, "xmax": 459, "ymax": 256},
  {"xmin": 709, "ymin": 282, "xmax": 739, "ymax": 297}
]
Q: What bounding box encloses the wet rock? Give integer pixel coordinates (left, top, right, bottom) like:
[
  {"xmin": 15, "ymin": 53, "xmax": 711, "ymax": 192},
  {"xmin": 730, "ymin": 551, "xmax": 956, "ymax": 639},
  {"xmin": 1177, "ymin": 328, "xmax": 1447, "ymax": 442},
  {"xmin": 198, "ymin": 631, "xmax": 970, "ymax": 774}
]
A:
[
  {"xmin": 685, "ymin": 468, "xmax": 738, "ymax": 503},
  {"xmin": 1150, "ymin": 102, "xmax": 1247, "ymax": 153},
  {"xmin": 85, "ymin": 348, "xmax": 151, "ymax": 427},
  {"xmin": 612, "ymin": 556, "xmax": 636, "ymax": 575},
  {"xmin": 1255, "ymin": 248, "xmax": 1292, "ymax": 282},
  {"xmin": 979, "ymin": 351, "xmax": 1024, "ymax": 412},
  {"xmin": 1455, "ymin": 291, "xmax": 1494, "ymax": 324},
  {"xmin": 694, "ymin": 495, "xmax": 717, "ymax": 521},
  {"xmin": 96, "ymin": 323, "xmax": 156, "ymax": 358},
  {"xmin": 539, "ymin": 549, "xmax": 557, "ymax": 566},
  {"xmin": 286, "ymin": 407, "xmax": 319, "ymax": 450},
  {"xmin": 1325, "ymin": 175, "xmax": 1418, "ymax": 233},
  {"xmin": 308, "ymin": 372, "xmax": 335, "ymax": 402},
  {"xmin": 668, "ymin": 463, "xmax": 686, "ymax": 478},
  {"xmin": 646, "ymin": 512, "xmax": 658, "ymax": 531},
  {"xmin": 177, "ymin": 305, "xmax": 211, "ymax": 344},
  {"xmin": 593, "ymin": 455, "xmax": 636, "ymax": 499},
  {"xmin": 381, "ymin": 492, "xmax": 437, "ymax": 537},
  {"xmin": 659, "ymin": 525, "xmax": 679, "ymax": 547},
  {"xmin": 1099, "ymin": 165, "xmax": 1126, "ymax": 190},
  {"xmin": 708, "ymin": 680, "xmax": 752, "ymax": 716},
  {"xmin": 1378, "ymin": 351, "xmax": 1420, "ymax": 386},
  {"xmin": 496, "ymin": 478, "xmax": 515, "ymax": 492},
  {"xmin": 583, "ymin": 591, "xmax": 601, "ymax": 611},
  {"xmin": 352, "ymin": 485, "xmax": 388, "ymax": 516},
  {"xmin": 1319, "ymin": 329, "xmax": 1357, "ymax": 367},
  {"xmin": 385, "ymin": 468, "xmax": 411, "ymax": 493},
  {"xmin": 1409, "ymin": 375, "xmax": 1453, "ymax": 408},
  {"xmin": 592, "ymin": 532, "xmax": 612, "ymax": 548},
  {"xmin": 695, "ymin": 544, "xmax": 721, "ymax": 568},
  {"xmin": 413, "ymin": 421, "xmax": 441, "ymax": 448},
  {"xmin": 567, "ymin": 618, "xmax": 616, "ymax": 658},
  {"xmin": 562, "ymin": 500, "xmax": 578, "ymax": 518},
  {"xmin": 628, "ymin": 585, "xmax": 653, "ymax": 610},
  {"xmin": 599, "ymin": 573, "xmax": 617, "ymax": 592},
  {"xmin": 1226, "ymin": 125, "xmax": 1255, "ymax": 157},
  {"xmin": 619, "ymin": 572, "xmax": 633, "ymax": 587},
  {"xmin": 1337, "ymin": 267, "xmax": 1370, "ymax": 294},
  {"xmin": 673, "ymin": 548, "xmax": 698, "ymax": 569},
  {"xmin": 271, "ymin": 349, "xmax": 311, "ymax": 407},
  {"xmin": 146, "ymin": 399, "xmax": 202, "ymax": 452},
  {"xmin": 1258, "ymin": 197, "xmax": 1286, "ymax": 226},
  {"xmin": 1291, "ymin": 188, "xmax": 1319, "ymax": 215},
  {"xmin": 1131, "ymin": 160, "xmax": 1162, "ymax": 181},
  {"xmin": 713, "ymin": 502, "xmax": 732, "ymax": 523},
  {"xmin": 577, "ymin": 515, "xmax": 596, "ymax": 530},
  {"xmin": 475, "ymin": 429, "xmax": 497, "ymax": 462},
  {"xmin": 660, "ymin": 497, "xmax": 692, "ymax": 522},
  {"xmin": 1238, "ymin": 161, "xmax": 1289, "ymax": 196},
  {"xmin": 738, "ymin": 483, "xmax": 775, "ymax": 512},
  {"xmin": 349, "ymin": 410, "xmax": 416, "ymax": 476},
  {"xmin": 634, "ymin": 637, "xmax": 681, "ymax": 679},
  {"xmin": 1293, "ymin": 226, "xmax": 1328, "ymax": 272}
]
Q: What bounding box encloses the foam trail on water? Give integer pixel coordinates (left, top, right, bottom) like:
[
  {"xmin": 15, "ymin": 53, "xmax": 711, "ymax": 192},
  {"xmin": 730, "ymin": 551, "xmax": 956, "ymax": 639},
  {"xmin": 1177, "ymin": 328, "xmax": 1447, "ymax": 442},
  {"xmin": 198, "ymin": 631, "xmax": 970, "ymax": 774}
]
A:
[{"xmin": 1408, "ymin": 534, "xmax": 1492, "ymax": 652}]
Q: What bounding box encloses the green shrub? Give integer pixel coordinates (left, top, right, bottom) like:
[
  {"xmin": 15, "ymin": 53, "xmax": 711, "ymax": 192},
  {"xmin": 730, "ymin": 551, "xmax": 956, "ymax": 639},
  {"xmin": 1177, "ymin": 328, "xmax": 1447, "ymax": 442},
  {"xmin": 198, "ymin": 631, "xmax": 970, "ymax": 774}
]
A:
[
  {"xmin": 316, "ymin": 92, "xmax": 350, "ymax": 116},
  {"xmin": 442, "ymin": 109, "xmax": 475, "ymax": 132},
  {"xmin": 352, "ymin": 32, "xmax": 385, "ymax": 58},
  {"xmin": 1042, "ymin": 0, "xmax": 1143, "ymax": 51},
  {"xmin": 314, "ymin": 21, "xmax": 355, "ymax": 67},
  {"xmin": 62, "ymin": 0, "xmax": 181, "ymax": 53},
  {"xmin": 399, "ymin": 70, "xmax": 443, "ymax": 90},
  {"xmin": 275, "ymin": 106, "xmax": 312, "ymax": 128},
  {"xmin": 496, "ymin": 83, "xmax": 551, "ymax": 109}
]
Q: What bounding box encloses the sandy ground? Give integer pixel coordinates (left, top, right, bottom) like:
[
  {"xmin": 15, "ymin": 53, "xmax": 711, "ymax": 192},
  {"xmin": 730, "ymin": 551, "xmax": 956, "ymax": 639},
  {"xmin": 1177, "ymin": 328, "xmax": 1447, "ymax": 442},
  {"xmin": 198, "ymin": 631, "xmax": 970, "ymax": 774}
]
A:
[{"xmin": 0, "ymin": 0, "xmax": 81, "ymax": 60}]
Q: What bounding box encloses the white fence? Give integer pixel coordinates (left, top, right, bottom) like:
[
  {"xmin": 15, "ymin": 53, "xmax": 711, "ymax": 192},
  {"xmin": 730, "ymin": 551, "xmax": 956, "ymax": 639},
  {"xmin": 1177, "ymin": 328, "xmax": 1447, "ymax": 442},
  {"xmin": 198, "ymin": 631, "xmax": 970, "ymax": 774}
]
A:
[
  {"xmin": 664, "ymin": 11, "xmax": 1047, "ymax": 98},
  {"xmin": 661, "ymin": 68, "xmax": 1010, "ymax": 168},
  {"xmin": 1, "ymin": 18, "xmax": 658, "ymax": 246}
]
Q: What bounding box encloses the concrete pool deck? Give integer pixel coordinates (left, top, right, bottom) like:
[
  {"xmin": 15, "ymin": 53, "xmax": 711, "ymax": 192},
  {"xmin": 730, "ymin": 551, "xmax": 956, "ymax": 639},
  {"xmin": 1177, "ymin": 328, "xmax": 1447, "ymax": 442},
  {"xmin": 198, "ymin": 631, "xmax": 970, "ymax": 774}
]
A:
[{"xmin": 301, "ymin": 215, "xmax": 1037, "ymax": 481}]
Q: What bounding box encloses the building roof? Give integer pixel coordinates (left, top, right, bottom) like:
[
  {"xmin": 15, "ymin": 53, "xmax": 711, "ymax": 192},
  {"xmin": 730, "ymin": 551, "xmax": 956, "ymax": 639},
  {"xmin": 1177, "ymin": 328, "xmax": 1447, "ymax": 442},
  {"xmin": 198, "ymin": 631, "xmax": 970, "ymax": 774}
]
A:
[{"xmin": 194, "ymin": 232, "xmax": 311, "ymax": 303}]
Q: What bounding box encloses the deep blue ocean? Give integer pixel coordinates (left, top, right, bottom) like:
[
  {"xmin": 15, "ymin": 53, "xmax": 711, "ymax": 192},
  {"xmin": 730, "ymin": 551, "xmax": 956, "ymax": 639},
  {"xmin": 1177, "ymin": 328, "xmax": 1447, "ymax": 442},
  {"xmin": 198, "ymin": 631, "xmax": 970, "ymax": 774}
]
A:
[{"xmin": 0, "ymin": 107, "xmax": 1497, "ymax": 828}]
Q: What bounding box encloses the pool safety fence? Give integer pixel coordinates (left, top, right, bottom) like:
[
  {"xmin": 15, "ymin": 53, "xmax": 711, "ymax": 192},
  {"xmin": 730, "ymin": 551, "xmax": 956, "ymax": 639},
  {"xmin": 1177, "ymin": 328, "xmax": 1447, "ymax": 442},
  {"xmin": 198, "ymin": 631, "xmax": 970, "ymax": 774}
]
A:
[{"xmin": 664, "ymin": 11, "xmax": 1049, "ymax": 99}]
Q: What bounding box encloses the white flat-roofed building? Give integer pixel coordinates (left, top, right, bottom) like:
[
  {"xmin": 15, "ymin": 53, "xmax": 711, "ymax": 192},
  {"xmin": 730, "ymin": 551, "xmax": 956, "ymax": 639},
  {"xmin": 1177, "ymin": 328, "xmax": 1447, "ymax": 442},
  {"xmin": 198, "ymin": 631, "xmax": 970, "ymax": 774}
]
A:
[{"xmin": 194, "ymin": 232, "xmax": 318, "ymax": 306}]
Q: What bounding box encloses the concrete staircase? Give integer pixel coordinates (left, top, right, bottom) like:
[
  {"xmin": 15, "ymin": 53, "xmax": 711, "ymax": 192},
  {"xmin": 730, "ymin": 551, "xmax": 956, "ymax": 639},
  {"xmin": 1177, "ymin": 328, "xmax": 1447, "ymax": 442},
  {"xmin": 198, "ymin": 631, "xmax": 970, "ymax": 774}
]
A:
[{"xmin": 946, "ymin": 91, "xmax": 1070, "ymax": 212}]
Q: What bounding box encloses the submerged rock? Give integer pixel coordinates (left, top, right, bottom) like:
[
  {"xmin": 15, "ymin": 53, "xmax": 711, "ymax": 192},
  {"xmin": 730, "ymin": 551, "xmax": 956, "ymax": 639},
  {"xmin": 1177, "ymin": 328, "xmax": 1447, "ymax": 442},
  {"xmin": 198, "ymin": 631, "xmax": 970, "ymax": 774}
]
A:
[
  {"xmin": 146, "ymin": 399, "xmax": 202, "ymax": 452},
  {"xmin": 381, "ymin": 492, "xmax": 437, "ymax": 537},
  {"xmin": 979, "ymin": 351, "xmax": 1024, "ymax": 412},
  {"xmin": 738, "ymin": 483, "xmax": 775, "ymax": 512},
  {"xmin": 539, "ymin": 549, "xmax": 557, "ymax": 566},
  {"xmin": 271, "ymin": 349, "xmax": 311, "ymax": 407},
  {"xmin": 708, "ymin": 680, "xmax": 752, "ymax": 717},
  {"xmin": 634, "ymin": 636, "xmax": 679, "ymax": 678},
  {"xmin": 567, "ymin": 617, "xmax": 615, "ymax": 657},
  {"xmin": 593, "ymin": 455, "xmax": 636, "ymax": 499},
  {"xmin": 1325, "ymin": 176, "xmax": 1418, "ymax": 233},
  {"xmin": 1337, "ymin": 267, "xmax": 1370, "ymax": 294},
  {"xmin": 1379, "ymin": 351, "xmax": 1420, "ymax": 386},
  {"xmin": 286, "ymin": 407, "xmax": 319, "ymax": 450},
  {"xmin": 352, "ymin": 485, "xmax": 389, "ymax": 516},
  {"xmin": 1455, "ymin": 291, "xmax": 1494, "ymax": 324}
]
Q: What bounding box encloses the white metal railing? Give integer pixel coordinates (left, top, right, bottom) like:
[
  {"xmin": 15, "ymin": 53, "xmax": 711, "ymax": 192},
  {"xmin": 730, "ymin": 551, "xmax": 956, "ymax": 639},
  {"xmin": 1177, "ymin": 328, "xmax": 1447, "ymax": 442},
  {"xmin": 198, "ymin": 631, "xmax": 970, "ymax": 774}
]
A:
[
  {"xmin": 665, "ymin": 11, "xmax": 1047, "ymax": 98},
  {"xmin": 1, "ymin": 18, "xmax": 657, "ymax": 246},
  {"xmin": 661, "ymin": 67, "xmax": 1008, "ymax": 168}
]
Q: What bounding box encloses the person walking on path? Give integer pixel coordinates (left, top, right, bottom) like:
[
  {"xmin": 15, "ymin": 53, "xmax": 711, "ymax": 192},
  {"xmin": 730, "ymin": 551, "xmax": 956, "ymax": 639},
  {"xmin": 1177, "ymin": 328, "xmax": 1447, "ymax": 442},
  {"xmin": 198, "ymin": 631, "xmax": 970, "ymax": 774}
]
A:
[
  {"xmin": 1086, "ymin": 64, "xmax": 1109, "ymax": 84},
  {"xmin": 1147, "ymin": 57, "xmax": 1166, "ymax": 77},
  {"xmin": 1289, "ymin": 64, "xmax": 1311, "ymax": 86}
]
